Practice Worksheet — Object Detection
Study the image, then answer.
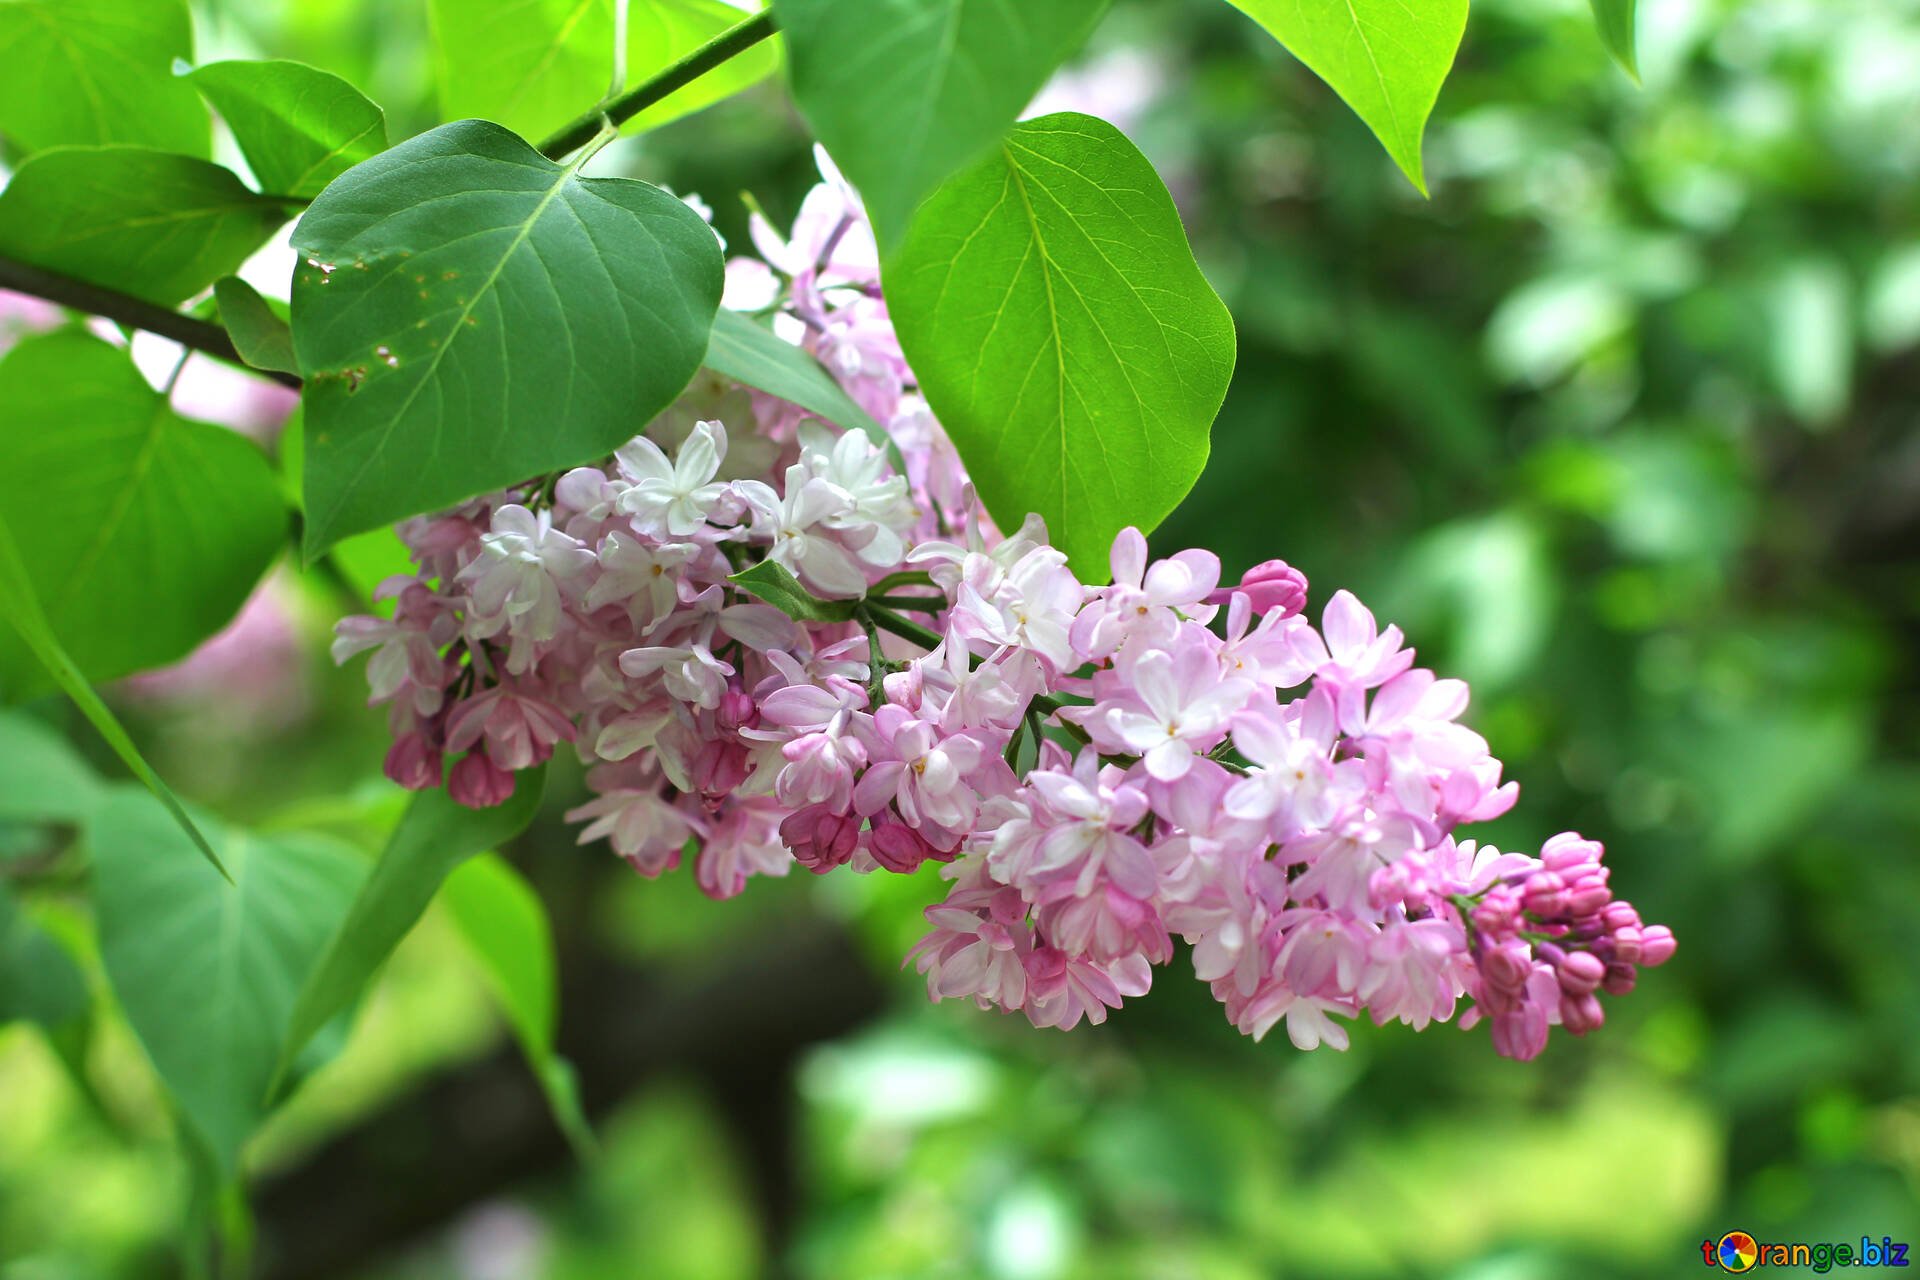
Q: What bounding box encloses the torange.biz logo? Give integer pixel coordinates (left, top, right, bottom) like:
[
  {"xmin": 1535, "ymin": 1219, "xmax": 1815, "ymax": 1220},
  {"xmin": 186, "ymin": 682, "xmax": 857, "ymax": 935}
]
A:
[{"xmin": 1702, "ymin": 1232, "xmax": 1910, "ymax": 1272}]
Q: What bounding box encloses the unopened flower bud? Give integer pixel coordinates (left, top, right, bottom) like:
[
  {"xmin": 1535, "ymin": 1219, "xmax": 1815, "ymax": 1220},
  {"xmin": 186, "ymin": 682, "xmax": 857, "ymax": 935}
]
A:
[{"xmin": 1208, "ymin": 558, "xmax": 1309, "ymax": 618}]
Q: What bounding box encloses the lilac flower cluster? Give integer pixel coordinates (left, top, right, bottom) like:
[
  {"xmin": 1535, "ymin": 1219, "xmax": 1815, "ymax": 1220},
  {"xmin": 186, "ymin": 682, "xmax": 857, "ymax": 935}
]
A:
[{"xmin": 335, "ymin": 151, "xmax": 1671, "ymax": 1059}]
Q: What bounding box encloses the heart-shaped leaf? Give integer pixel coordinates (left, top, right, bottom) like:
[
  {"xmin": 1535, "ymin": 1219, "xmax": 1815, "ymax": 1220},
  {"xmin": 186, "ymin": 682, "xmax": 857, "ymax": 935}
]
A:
[
  {"xmin": 884, "ymin": 113, "xmax": 1235, "ymax": 574},
  {"xmin": 774, "ymin": 0, "xmax": 1109, "ymax": 242},
  {"xmin": 189, "ymin": 59, "xmax": 388, "ymax": 200},
  {"xmin": 290, "ymin": 119, "xmax": 724, "ymax": 555},
  {"xmin": 0, "ymin": 332, "xmax": 289, "ymax": 697},
  {"xmin": 1222, "ymin": 0, "xmax": 1467, "ymax": 194},
  {"xmin": 91, "ymin": 787, "xmax": 368, "ymax": 1171}
]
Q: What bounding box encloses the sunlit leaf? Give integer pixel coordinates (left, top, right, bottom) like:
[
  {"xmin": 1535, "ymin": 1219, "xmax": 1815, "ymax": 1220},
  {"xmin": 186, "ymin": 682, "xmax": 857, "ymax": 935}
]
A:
[
  {"xmin": 774, "ymin": 0, "xmax": 1109, "ymax": 242},
  {"xmin": 189, "ymin": 58, "xmax": 388, "ymax": 200},
  {"xmin": 1222, "ymin": 0, "xmax": 1467, "ymax": 193},
  {"xmin": 0, "ymin": 148, "xmax": 292, "ymax": 306},
  {"xmin": 884, "ymin": 113, "xmax": 1235, "ymax": 574},
  {"xmin": 0, "ymin": 0, "xmax": 207, "ymax": 156},
  {"xmin": 432, "ymin": 0, "xmax": 781, "ymax": 146},
  {"xmin": 1590, "ymin": 0, "xmax": 1638, "ymax": 79}
]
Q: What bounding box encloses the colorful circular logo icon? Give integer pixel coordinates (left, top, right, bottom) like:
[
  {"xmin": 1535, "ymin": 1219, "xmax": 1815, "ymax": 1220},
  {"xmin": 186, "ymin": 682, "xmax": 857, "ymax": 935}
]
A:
[{"xmin": 1717, "ymin": 1232, "xmax": 1759, "ymax": 1272}]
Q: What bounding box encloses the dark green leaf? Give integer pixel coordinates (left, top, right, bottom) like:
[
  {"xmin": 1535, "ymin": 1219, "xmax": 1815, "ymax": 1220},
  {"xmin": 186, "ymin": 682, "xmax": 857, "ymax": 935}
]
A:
[
  {"xmin": 0, "ymin": 0, "xmax": 207, "ymax": 156},
  {"xmin": 774, "ymin": 0, "xmax": 1109, "ymax": 242},
  {"xmin": 433, "ymin": 0, "xmax": 782, "ymax": 144},
  {"xmin": 213, "ymin": 276, "xmax": 299, "ymax": 376},
  {"xmin": 0, "ymin": 880, "xmax": 89, "ymax": 1027},
  {"xmin": 273, "ymin": 770, "xmax": 547, "ymax": 1089},
  {"xmin": 189, "ymin": 59, "xmax": 388, "ymax": 200},
  {"xmin": 1590, "ymin": 0, "xmax": 1638, "ymax": 79},
  {"xmin": 290, "ymin": 119, "xmax": 724, "ymax": 555},
  {"xmin": 1222, "ymin": 0, "xmax": 1467, "ymax": 194},
  {"xmin": 0, "ymin": 710, "xmax": 103, "ymax": 824},
  {"xmin": 0, "ymin": 332, "xmax": 289, "ymax": 697},
  {"xmin": 705, "ymin": 308, "xmax": 891, "ymax": 452},
  {"xmin": 0, "ymin": 147, "xmax": 292, "ymax": 306},
  {"xmin": 91, "ymin": 787, "xmax": 367, "ymax": 1170},
  {"xmin": 729, "ymin": 559, "xmax": 858, "ymax": 621},
  {"xmin": 0, "ymin": 509, "xmax": 226, "ymax": 876},
  {"xmin": 884, "ymin": 113, "xmax": 1235, "ymax": 574},
  {"xmin": 443, "ymin": 853, "xmax": 594, "ymax": 1154}
]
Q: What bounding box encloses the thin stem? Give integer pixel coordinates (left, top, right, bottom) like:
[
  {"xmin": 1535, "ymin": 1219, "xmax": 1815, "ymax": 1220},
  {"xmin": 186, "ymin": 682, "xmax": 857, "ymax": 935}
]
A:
[
  {"xmin": 0, "ymin": 255, "xmax": 302, "ymax": 389},
  {"xmin": 536, "ymin": 9, "xmax": 779, "ymax": 160},
  {"xmin": 869, "ymin": 593, "xmax": 946, "ymax": 612}
]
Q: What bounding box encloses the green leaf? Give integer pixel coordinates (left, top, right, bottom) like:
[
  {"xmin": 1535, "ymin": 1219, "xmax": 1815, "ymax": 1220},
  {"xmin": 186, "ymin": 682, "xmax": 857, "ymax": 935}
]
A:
[
  {"xmin": 432, "ymin": 0, "xmax": 781, "ymax": 145},
  {"xmin": 90, "ymin": 787, "xmax": 368, "ymax": 1170},
  {"xmin": 273, "ymin": 771, "xmax": 547, "ymax": 1091},
  {"xmin": 289, "ymin": 119, "xmax": 724, "ymax": 555},
  {"xmin": 0, "ymin": 880, "xmax": 89, "ymax": 1028},
  {"xmin": 0, "ymin": 332, "xmax": 289, "ymax": 697},
  {"xmin": 189, "ymin": 59, "xmax": 388, "ymax": 200},
  {"xmin": 213, "ymin": 276, "xmax": 299, "ymax": 376},
  {"xmin": 774, "ymin": 0, "xmax": 1109, "ymax": 242},
  {"xmin": 0, "ymin": 147, "xmax": 292, "ymax": 306},
  {"xmin": 1590, "ymin": 0, "xmax": 1638, "ymax": 80},
  {"xmin": 883, "ymin": 113, "xmax": 1236, "ymax": 574},
  {"xmin": 442, "ymin": 853, "xmax": 594, "ymax": 1154},
  {"xmin": 729, "ymin": 559, "xmax": 858, "ymax": 621},
  {"xmin": 705, "ymin": 308, "xmax": 892, "ymax": 452},
  {"xmin": 0, "ymin": 501, "xmax": 226, "ymax": 877},
  {"xmin": 1222, "ymin": 0, "xmax": 1467, "ymax": 194},
  {"xmin": 0, "ymin": 711, "xmax": 103, "ymax": 824},
  {"xmin": 0, "ymin": 0, "xmax": 208, "ymax": 157}
]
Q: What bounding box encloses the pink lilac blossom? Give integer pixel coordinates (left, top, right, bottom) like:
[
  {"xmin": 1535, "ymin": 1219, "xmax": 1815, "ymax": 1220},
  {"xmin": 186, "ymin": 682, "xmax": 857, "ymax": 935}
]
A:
[{"xmin": 334, "ymin": 150, "xmax": 1672, "ymax": 1060}]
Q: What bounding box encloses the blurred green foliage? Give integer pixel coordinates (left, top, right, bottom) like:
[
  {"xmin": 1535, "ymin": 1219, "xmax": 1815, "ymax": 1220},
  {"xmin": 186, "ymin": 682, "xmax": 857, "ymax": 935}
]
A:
[{"xmin": 3, "ymin": 0, "xmax": 1917, "ymax": 1276}]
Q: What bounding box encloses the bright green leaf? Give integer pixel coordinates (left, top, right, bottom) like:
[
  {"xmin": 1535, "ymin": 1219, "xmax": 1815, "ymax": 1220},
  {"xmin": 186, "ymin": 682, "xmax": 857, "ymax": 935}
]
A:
[
  {"xmin": 705, "ymin": 308, "xmax": 892, "ymax": 453},
  {"xmin": 1223, "ymin": 0, "xmax": 1467, "ymax": 194},
  {"xmin": 290, "ymin": 119, "xmax": 724, "ymax": 555},
  {"xmin": 884, "ymin": 113, "xmax": 1236, "ymax": 574},
  {"xmin": 1590, "ymin": 0, "xmax": 1638, "ymax": 79},
  {"xmin": 189, "ymin": 58, "xmax": 388, "ymax": 200},
  {"xmin": 91, "ymin": 787, "xmax": 367, "ymax": 1170},
  {"xmin": 0, "ymin": 332, "xmax": 289, "ymax": 697},
  {"xmin": 0, "ymin": 710, "xmax": 103, "ymax": 824},
  {"xmin": 774, "ymin": 0, "xmax": 1109, "ymax": 242},
  {"xmin": 0, "ymin": 147, "xmax": 292, "ymax": 306},
  {"xmin": 432, "ymin": 0, "xmax": 781, "ymax": 146},
  {"xmin": 213, "ymin": 276, "xmax": 299, "ymax": 376},
  {"xmin": 0, "ymin": 518, "xmax": 227, "ymax": 875},
  {"xmin": 273, "ymin": 770, "xmax": 547, "ymax": 1091},
  {"xmin": 0, "ymin": 880, "xmax": 90, "ymax": 1028},
  {"xmin": 442, "ymin": 853, "xmax": 594, "ymax": 1153},
  {"xmin": 729, "ymin": 559, "xmax": 858, "ymax": 621},
  {"xmin": 0, "ymin": 0, "xmax": 207, "ymax": 157}
]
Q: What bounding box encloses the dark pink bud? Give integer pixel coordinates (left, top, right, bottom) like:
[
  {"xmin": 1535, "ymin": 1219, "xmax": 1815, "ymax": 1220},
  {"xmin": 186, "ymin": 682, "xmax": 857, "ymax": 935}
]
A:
[
  {"xmin": 692, "ymin": 739, "xmax": 751, "ymax": 798},
  {"xmin": 1481, "ymin": 940, "xmax": 1533, "ymax": 993},
  {"xmin": 717, "ymin": 686, "xmax": 758, "ymax": 732},
  {"xmin": 384, "ymin": 733, "xmax": 443, "ymax": 791},
  {"xmin": 1601, "ymin": 962, "xmax": 1638, "ymax": 996},
  {"xmin": 448, "ymin": 751, "xmax": 515, "ymax": 808},
  {"xmin": 1610, "ymin": 925, "xmax": 1644, "ymax": 965},
  {"xmin": 1638, "ymin": 925, "xmax": 1676, "ymax": 967},
  {"xmin": 1522, "ymin": 871, "xmax": 1569, "ymax": 918},
  {"xmin": 1565, "ymin": 880, "xmax": 1613, "ymax": 918},
  {"xmin": 1209, "ymin": 558, "xmax": 1308, "ymax": 618},
  {"xmin": 1554, "ymin": 949, "xmax": 1606, "ymax": 996},
  {"xmin": 1560, "ymin": 992, "xmax": 1606, "ymax": 1035},
  {"xmin": 1600, "ymin": 901, "xmax": 1641, "ymax": 933},
  {"xmin": 867, "ymin": 814, "xmax": 940, "ymax": 874},
  {"xmin": 780, "ymin": 804, "xmax": 860, "ymax": 873},
  {"xmin": 1489, "ymin": 1003, "xmax": 1549, "ymax": 1061}
]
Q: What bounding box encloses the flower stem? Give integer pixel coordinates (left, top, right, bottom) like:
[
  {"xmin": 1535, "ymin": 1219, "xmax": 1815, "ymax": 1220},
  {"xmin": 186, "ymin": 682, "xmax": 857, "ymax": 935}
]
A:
[{"xmin": 536, "ymin": 9, "xmax": 779, "ymax": 160}]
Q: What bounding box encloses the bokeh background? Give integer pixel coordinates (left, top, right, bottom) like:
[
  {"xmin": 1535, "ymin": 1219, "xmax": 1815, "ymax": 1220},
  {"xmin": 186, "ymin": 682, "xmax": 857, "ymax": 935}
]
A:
[{"xmin": 3, "ymin": 0, "xmax": 1918, "ymax": 1275}]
